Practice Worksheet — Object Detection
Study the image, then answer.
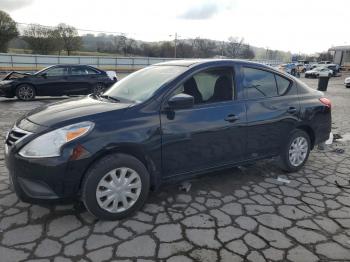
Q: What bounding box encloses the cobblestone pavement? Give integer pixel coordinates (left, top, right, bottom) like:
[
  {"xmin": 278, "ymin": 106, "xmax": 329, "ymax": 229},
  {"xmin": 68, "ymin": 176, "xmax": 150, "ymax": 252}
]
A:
[{"xmin": 0, "ymin": 75, "xmax": 350, "ymax": 262}]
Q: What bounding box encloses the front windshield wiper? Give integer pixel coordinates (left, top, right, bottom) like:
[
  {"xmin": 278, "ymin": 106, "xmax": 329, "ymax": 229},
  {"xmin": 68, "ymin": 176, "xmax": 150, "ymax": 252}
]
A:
[{"xmin": 99, "ymin": 94, "xmax": 120, "ymax": 102}]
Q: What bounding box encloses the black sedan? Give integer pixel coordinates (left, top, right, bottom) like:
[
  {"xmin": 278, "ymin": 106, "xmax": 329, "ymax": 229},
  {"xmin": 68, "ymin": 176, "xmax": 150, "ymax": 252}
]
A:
[
  {"xmin": 0, "ymin": 65, "xmax": 117, "ymax": 100},
  {"xmin": 5, "ymin": 59, "xmax": 331, "ymax": 220}
]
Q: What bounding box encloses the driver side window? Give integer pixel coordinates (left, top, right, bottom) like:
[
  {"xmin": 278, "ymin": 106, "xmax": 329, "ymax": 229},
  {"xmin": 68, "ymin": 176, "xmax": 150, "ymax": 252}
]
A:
[
  {"xmin": 46, "ymin": 67, "xmax": 69, "ymax": 77},
  {"xmin": 174, "ymin": 67, "xmax": 234, "ymax": 105}
]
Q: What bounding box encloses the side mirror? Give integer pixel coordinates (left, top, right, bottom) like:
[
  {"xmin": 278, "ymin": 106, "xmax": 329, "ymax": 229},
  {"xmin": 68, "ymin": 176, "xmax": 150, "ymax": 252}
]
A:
[
  {"xmin": 168, "ymin": 93, "xmax": 194, "ymax": 110},
  {"xmin": 41, "ymin": 73, "xmax": 47, "ymax": 78}
]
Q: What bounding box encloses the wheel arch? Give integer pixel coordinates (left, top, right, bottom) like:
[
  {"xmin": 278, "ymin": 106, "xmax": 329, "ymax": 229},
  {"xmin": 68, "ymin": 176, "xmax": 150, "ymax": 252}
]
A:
[
  {"xmin": 79, "ymin": 143, "xmax": 160, "ymax": 192},
  {"xmin": 295, "ymin": 125, "xmax": 315, "ymax": 149},
  {"xmin": 16, "ymin": 82, "xmax": 37, "ymax": 93}
]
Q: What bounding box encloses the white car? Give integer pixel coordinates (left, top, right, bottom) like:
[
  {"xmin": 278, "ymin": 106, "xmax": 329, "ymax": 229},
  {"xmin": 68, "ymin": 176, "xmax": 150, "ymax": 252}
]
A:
[
  {"xmin": 345, "ymin": 77, "xmax": 350, "ymax": 88},
  {"xmin": 106, "ymin": 71, "xmax": 118, "ymax": 82},
  {"xmin": 305, "ymin": 67, "xmax": 333, "ymax": 78}
]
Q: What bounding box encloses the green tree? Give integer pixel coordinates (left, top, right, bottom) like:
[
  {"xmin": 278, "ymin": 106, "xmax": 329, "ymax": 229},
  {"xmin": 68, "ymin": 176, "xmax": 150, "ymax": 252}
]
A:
[
  {"xmin": 0, "ymin": 10, "xmax": 19, "ymax": 52},
  {"xmin": 56, "ymin": 23, "xmax": 82, "ymax": 55}
]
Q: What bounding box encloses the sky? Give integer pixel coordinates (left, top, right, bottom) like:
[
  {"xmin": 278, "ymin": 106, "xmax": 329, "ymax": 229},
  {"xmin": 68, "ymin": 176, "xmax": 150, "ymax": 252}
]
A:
[{"xmin": 1, "ymin": 0, "xmax": 349, "ymax": 54}]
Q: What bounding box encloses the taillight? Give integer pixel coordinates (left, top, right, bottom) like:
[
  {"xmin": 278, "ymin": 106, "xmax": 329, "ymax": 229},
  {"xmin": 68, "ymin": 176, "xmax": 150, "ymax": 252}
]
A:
[{"xmin": 319, "ymin": 97, "xmax": 331, "ymax": 109}]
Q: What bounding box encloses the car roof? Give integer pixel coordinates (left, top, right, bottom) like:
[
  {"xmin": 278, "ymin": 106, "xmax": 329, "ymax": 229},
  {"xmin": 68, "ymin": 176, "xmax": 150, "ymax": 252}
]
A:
[
  {"xmin": 47, "ymin": 64, "xmax": 97, "ymax": 68},
  {"xmin": 155, "ymin": 59, "xmax": 269, "ymax": 68}
]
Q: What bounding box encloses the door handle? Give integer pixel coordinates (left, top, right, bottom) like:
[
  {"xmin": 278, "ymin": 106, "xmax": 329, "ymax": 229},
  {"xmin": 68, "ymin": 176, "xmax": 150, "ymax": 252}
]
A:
[
  {"xmin": 224, "ymin": 114, "xmax": 239, "ymax": 122},
  {"xmin": 287, "ymin": 107, "xmax": 297, "ymax": 114}
]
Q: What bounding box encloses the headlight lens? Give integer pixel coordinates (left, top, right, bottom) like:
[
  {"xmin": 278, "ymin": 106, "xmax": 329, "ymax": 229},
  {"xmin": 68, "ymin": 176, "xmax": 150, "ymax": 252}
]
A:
[{"xmin": 19, "ymin": 121, "xmax": 94, "ymax": 158}]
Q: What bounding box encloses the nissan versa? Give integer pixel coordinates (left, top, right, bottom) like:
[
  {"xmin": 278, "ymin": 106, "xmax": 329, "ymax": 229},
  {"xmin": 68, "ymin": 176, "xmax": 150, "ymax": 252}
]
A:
[{"xmin": 4, "ymin": 60, "xmax": 332, "ymax": 220}]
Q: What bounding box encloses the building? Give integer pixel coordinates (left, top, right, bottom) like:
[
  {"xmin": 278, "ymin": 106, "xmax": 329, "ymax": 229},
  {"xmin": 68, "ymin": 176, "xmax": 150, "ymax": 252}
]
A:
[{"xmin": 329, "ymin": 45, "xmax": 350, "ymax": 69}]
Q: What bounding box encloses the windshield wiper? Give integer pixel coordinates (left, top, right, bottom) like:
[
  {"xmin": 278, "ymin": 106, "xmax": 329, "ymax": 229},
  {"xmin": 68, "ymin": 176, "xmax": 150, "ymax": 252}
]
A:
[{"xmin": 99, "ymin": 95, "xmax": 120, "ymax": 102}]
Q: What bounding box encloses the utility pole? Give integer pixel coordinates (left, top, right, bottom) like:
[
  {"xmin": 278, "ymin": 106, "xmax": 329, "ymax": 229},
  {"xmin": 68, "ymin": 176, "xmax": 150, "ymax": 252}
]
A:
[
  {"xmin": 174, "ymin": 33, "xmax": 178, "ymax": 58},
  {"xmin": 221, "ymin": 41, "xmax": 224, "ymax": 57},
  {"xmin": 170, "ymin": 33, "xmax": 178, "ymax": 58}
]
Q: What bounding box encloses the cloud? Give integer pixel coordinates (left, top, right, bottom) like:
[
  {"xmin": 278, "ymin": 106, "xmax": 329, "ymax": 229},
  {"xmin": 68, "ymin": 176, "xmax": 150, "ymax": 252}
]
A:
[
  {"xmin": 0, "ymin": 0, "xmax": 35, "ymax": 12},
  {"xmin": 178, "ymin": 2, "xmax": 220, "ymax": 20}
]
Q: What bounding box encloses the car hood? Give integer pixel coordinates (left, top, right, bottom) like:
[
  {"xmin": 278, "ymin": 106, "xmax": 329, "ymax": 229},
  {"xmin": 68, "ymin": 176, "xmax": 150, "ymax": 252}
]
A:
[
  {"xmin": 3, "ymin": 71, "xmax": 32, "ymax": 80},
  {"xmin": 21, "ymin": 95, "xmax": 133, "ymax": 128}
]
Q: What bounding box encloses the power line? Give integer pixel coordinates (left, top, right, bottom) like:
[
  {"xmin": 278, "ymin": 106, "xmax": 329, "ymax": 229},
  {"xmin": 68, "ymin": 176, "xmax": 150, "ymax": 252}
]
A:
[{"xmin": 16, "ymin": 22, "xmax": 127, "ymax": 36}]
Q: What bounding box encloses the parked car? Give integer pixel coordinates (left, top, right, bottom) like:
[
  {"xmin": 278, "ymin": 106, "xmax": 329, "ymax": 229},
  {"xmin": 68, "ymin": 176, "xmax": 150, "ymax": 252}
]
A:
[
  {"xmin": 4, "ymin": 59, "xmax": 332, "ymax": 220},
  {"xmin": 305, "ymin": 67, "xmax": 333, "ymax": 78},
  {"xmin": 345, "ymin": 77, "xmax": 350, "ymax": 88},
  {"xmin": 106, "ymin": 71, "xmax": 118, "ymax": 82},
  {"xmin": 324, "ymin": 64, "xmax": 339, "ymax": 76},
  {"xmin": 278, "ymin": 63, "xmax": 297, "ymax": 76},
  {"xmin": 0, "ymin": 65, "xmax": 117, "ymax": 100},
  {"xmin": 296, "ymin": 61, "xmax": 312, "ymax": 73},
  {"xmin": 318, "ymin": 61, "xmax": 332, "ymax": 65}
]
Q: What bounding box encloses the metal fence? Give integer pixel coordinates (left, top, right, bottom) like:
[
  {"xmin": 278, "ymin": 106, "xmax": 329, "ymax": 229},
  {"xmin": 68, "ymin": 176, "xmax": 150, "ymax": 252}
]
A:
[{"xmin": 0, "ymin": 53, "xmax": 283, "ymax": 73}]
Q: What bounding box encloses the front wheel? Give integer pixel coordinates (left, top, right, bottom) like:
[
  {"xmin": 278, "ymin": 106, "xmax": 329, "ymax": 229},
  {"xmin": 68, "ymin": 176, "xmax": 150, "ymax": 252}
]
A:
[
  {"xmin": 278, "ymin": 129, "xmax": 311, "ymax": 172},
  {"xmin": 16, "ymin": 84, "xmax": 36, "ymax": 101},
  {"xmin": 82, "ymin": 153, "xmax": 150, "ymax": 220}
]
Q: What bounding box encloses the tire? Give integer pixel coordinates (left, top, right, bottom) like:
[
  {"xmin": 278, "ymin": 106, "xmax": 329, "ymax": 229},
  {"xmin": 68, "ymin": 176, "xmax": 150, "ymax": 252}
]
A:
[
  {"xmin": 16, "ymin": 84, "xmax": 36, "ymax": 101},
  {"xmin": 82, "ymin": 153, "xmax": 150, "ymax": 220},
  {"xmin": 278, "ymin": 129, "xmax": 311, "ymax": 172},
  {"xmin": 92, "ymin": 83, "xmax": 106, "ymax": 95}
]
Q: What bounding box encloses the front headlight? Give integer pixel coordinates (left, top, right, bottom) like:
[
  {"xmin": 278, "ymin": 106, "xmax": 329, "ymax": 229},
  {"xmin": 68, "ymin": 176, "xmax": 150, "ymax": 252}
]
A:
[{"xmin": 19, "ymin": 121, "xmax": 94, "ymax": 158}]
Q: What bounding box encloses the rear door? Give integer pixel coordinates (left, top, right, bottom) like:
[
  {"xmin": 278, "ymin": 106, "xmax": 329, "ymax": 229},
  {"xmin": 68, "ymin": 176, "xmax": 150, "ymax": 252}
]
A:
[
  {"xmin": 240, "ymin": 66, "xmax": 300, "ymax": 158},
  {"xmin": 161, "ymin": 66, "xmax": 247, "ymax": 177},
  {"xmin": 65, "ymin": 66, "xmax": 94, "ymax": 95}
]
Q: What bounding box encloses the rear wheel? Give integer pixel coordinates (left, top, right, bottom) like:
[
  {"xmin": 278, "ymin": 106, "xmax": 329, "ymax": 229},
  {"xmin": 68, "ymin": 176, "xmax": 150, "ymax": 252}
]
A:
[
  {"xmin": 278, "ymin": 129, "xmax": 311, "ymax": 172},
  {"xmin": 82, "ymin": 153, "xmax": 150, "ymax": 220},
  {"xmin": 92, "ymin": 83, "xmax": 106, "ymax": 95},
  {"xmin": 16, "ymin": 84, "xmax": 36, "ymax": 101}
]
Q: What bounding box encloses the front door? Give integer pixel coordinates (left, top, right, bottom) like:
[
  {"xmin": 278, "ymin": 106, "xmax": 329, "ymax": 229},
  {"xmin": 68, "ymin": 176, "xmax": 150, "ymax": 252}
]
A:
[
  {"xmin": 161, "ymin": 67, "xmax": 246, "ymax": 178},
  {"xmin": 35, "ymin": 66, "xmax": 70, "ymax": 96}
]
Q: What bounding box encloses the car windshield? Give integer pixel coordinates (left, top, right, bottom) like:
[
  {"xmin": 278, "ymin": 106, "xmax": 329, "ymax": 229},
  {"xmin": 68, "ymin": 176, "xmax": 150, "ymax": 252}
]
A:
[
  {"xmin": 34, "ymin": 66, "xmax": 54, "ymax": 75},
  {"xmin": 103, "ymin": 65, "xmax": 186, "ymax": 103}
]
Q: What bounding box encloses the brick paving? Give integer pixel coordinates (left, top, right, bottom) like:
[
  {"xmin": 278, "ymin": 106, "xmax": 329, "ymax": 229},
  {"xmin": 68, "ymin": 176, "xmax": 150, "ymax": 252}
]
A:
[{"xmin": 0, "ymin": 74, "xmax": 349, "ymax": 262}]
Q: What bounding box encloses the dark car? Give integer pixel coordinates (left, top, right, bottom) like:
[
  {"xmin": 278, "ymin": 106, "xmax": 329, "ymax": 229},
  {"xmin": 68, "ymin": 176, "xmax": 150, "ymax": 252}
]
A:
[
  {"xmin": 324, "ymin": 64, "xmax": 339, "ymax": 76},
  {"xmin": 4, "ymin": 59, "xmax": 331, "ymax": 220},
  {"xmin": 0, "ymin": 65, "xmax": 117, "ymax": 100}
]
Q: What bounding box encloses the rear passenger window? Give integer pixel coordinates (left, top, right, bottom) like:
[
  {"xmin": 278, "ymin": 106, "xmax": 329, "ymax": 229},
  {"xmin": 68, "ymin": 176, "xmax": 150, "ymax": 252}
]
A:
[
  {"xmin": 242, "ymin": 67, "xmax": 277, "ymax": 99},
  {"xmin": 275, "ymin": 75, "xmax": 291, "ymax": 95},
  {"xmin": 86, "ymin": 67, "xmax": 99, "ymax": 75}
]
